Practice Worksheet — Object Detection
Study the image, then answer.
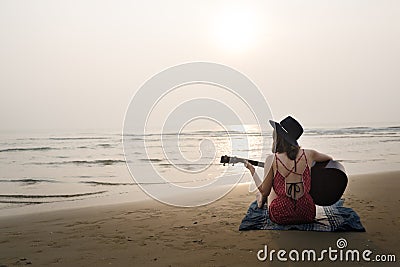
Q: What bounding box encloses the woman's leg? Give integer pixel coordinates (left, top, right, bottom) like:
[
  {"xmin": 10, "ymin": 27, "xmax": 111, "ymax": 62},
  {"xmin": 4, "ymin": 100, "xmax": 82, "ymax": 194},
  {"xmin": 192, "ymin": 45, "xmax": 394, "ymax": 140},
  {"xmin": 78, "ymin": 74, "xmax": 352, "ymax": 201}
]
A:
[{"xmin": 267, "ymin": 187, "xmax": 277, "ymax": 208}]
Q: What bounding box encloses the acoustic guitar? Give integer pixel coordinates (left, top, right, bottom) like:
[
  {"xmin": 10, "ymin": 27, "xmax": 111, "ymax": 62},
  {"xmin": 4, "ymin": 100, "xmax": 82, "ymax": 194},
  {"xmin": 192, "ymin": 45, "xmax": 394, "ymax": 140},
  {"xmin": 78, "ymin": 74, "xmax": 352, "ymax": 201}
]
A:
[{"xmin": 220, "ymin": 155, "xmax": 348, "ymax": 206}]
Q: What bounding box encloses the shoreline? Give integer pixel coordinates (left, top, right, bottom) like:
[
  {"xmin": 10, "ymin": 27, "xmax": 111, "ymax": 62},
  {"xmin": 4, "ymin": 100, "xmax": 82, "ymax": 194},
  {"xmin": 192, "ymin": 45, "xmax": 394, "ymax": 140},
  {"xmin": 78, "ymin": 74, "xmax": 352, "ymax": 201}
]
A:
[
  {"xmin": 1, "ymin": 171, "xmax": 399, "ymax": 266},
  {"xmin": 1, "ymin": 169, "xmax": 399, "ymax": 219}
]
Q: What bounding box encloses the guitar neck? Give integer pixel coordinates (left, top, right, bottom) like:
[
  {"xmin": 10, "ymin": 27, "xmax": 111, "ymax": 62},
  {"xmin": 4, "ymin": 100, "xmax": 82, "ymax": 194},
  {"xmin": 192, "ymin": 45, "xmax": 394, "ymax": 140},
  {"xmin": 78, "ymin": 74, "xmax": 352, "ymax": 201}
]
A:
[{"xmin": 236, "ymin": 157, "xmax": 265, "ymax": 168}]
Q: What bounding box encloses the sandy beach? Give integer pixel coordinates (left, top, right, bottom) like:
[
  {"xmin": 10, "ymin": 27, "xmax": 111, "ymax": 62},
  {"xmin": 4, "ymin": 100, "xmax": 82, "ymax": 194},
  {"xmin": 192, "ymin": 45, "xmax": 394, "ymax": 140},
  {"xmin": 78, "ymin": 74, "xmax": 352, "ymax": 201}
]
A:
[
  {"xmin": 0, "ymin": 171, "xmax": 399, "ymax": 266},
  {"xmin": 1, "ymin": 0, "xmax": 399, "ymax": 266}
]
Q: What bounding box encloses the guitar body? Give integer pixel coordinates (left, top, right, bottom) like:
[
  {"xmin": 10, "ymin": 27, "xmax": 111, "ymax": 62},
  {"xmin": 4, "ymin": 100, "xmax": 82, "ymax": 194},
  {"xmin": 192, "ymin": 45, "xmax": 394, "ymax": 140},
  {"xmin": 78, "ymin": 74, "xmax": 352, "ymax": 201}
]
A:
[
  {"xmin": 220, "ymin": 155, "xmax": 348, "ymax": 206},
  {"xmin": 310, "ymin": 160, "xmax": 348, "ymax": 206}
]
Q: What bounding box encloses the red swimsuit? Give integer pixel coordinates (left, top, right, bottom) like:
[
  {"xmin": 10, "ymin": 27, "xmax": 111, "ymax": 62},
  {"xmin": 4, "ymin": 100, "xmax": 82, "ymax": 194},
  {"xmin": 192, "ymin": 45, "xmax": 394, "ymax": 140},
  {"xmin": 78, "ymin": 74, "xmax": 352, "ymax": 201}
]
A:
[{"xmin": 269, "ymin": 149, "xmax": 316, "ymax": 225}]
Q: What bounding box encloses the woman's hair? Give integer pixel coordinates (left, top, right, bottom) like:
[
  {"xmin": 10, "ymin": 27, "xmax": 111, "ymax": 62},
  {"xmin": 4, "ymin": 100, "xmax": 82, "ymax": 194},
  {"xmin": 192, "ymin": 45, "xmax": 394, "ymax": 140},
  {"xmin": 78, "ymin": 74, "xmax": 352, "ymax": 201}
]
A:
[{"xmin": 273, "ymin": 130, "xmax": 300, "ymax": 160}]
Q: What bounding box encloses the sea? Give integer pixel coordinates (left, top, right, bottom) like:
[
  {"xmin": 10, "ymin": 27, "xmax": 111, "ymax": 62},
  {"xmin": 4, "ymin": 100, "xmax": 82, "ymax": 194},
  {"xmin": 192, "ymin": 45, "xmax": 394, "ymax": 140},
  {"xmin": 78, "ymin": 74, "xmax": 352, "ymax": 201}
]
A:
[{"xmin": 0, "ymin": 125, "xmax": 399, "ymax": 216}]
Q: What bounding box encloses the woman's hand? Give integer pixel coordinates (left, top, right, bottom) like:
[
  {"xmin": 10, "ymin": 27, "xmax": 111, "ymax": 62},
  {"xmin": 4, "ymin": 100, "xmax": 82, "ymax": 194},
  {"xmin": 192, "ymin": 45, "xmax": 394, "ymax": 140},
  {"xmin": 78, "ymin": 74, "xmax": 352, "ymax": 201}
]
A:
[
  {"xmin": 244, "ymin": 160, "xmax": 255, "ymax": 176},
  {"xmin": 256, "ymin": 191, "xmax": 267, "ymax": 208}
]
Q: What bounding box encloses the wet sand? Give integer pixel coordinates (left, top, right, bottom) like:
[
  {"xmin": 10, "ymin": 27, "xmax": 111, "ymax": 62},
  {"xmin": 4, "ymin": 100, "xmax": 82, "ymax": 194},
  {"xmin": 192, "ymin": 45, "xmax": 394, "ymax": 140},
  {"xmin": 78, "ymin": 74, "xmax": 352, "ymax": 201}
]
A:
[{"xmin": 0, "ymin": 171, "xmax": 399, "ymax": 266}]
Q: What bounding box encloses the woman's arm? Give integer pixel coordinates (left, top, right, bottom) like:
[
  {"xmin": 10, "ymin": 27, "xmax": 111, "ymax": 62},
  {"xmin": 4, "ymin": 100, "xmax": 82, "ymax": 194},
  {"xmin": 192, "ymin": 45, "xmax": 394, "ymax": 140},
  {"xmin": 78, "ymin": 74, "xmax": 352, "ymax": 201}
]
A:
[
  {"xmin": 309, "ymin": 149, "xmax": 333, "ymax": 162},
  {"xmin": 244, "ymin": 154, "xmax": 274, "ymax": 197}
]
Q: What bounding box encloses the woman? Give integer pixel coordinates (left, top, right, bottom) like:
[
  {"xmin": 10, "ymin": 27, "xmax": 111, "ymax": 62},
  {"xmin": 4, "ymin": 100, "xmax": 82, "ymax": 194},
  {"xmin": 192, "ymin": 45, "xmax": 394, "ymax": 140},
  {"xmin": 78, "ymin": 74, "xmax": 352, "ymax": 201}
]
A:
[{"xmin": 244, "ymin": 116, "xmax": 332, "ymax": 225}]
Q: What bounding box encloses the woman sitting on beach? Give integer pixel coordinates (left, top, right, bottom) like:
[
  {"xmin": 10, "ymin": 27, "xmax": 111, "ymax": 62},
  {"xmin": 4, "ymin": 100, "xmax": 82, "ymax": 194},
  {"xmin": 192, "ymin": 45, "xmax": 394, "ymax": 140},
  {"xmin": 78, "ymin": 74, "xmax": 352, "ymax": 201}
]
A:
[{"xmin": 244, "ymin": 116, "xmax": 332, "ymax": 225}]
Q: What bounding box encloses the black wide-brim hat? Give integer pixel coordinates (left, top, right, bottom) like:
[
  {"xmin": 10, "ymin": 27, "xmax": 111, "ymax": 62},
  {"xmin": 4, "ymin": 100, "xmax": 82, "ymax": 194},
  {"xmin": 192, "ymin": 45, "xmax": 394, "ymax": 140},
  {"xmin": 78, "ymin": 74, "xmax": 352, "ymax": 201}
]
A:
[{"xmin": 269, "ymin": 116, "xmax": 303, "ymax": 146}]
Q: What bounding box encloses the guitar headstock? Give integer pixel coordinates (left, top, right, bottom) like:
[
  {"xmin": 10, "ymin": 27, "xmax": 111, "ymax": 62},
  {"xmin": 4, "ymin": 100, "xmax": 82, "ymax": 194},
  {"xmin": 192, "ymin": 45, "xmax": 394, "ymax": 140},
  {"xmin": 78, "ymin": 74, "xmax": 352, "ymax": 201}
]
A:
[{"xmin": 220, "ymin": 155, "xmax": 240, "ymax": 166}]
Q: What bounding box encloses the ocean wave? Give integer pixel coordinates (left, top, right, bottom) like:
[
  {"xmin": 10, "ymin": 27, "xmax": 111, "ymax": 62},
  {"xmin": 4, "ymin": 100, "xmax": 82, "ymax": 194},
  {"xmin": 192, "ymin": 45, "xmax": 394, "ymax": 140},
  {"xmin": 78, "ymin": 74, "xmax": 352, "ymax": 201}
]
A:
[
  {"xmin": 0, "ymin": 200, "xmax": 46, "ymax": 204},
  {"xmin": 123, "ymin": 137, "xmax": 145, "ymax": 141},
  {"xmin": 123, "ymin": 130, "xmax": 255, "ymax": 138},
  {"xmin": 49, "ymin": 137, "xmax": 111, "ymax": 140},
  {"xmin": 305, "ymin": 126, "xmax": 400, "ymax": 136},
  {"xmin": 124, "ymin": 126, "xmax": 400, "ymax": 139},
  {"xmin": 80, "ymin": 181, "xmax": 135, "ymax": 186},
  {"xmin": 158, "ymin": 163, "xmax": 214, "ymax": 167},
  {"xmin": 335, "ymin": 159, "xmax": 384, "ymax": 163},
  {"xmin": 336, "ymin": 159, "xmax": 363, "ymax": 164},
  {"xmin": 0, "ymin": 191, "xmax": 107, "ymax": 199},
  {"xmin": 0, "ymin": 178, "xmax": 59, "ymax": 185},
  {"xmin": 30, "ymin": 159, "xmax": 125, "ymax": 166},
  {"xmin": 379, "ymin": 139, "xmax": 400, "ymax": 143},
  {"xmin": 387, "ymin": 126, "xmax": 400, "ymax": 130},
  {"xmin": 74, "ymin": 143, "xmax": 116, "ymax": 148},
  {"xmin": 82, "ymin": 180, "xmax": 211, "ymax": 186},
  {"xmin": 309, "ymin": 135, "xmax": 397, "ymax": 139},
  {"xmin": 97, "ymin": 143, "xmax": 113, "ymax": 147},
  {"xmin": 0, "ymin": 147, "xmax": 53, "ymax": 153},
  {"xmin": 140, "ymin": 158, "xmax": 163, "ymax": 162}
]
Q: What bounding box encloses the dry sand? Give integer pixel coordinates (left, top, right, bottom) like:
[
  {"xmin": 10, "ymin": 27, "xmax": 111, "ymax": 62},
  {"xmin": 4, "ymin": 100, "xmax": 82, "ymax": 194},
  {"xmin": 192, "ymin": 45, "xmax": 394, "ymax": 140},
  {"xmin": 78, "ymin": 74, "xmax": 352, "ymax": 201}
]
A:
[{"xmin": 0, "ymin": 171, "xmax": 399, "ymax": 266}]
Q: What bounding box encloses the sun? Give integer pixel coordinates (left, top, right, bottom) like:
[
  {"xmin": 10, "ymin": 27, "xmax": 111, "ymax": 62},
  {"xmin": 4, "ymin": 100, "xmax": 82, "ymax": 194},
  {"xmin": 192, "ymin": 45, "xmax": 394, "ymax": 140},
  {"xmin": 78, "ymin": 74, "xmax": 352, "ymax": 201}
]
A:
[{"xmin": 212, "ymin": 6, "xmax": 260, "ymax": 52}]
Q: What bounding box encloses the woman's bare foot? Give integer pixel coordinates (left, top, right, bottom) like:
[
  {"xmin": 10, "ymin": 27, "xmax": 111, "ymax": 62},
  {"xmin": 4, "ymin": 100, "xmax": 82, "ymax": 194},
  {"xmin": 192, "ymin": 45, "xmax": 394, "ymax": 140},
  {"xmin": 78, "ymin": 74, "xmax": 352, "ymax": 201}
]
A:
[{"xmin": 256, "ymin": 191, "xmax": 267, "ymax": 208}]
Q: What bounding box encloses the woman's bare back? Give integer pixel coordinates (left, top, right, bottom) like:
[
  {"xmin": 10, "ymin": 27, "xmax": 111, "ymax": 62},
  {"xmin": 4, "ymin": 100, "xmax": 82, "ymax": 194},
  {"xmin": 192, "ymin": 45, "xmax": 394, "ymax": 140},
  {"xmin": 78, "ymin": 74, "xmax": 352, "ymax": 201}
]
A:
[{"xmin": 267, "ymin": 149, "xmax": 332, "ymax": 207}]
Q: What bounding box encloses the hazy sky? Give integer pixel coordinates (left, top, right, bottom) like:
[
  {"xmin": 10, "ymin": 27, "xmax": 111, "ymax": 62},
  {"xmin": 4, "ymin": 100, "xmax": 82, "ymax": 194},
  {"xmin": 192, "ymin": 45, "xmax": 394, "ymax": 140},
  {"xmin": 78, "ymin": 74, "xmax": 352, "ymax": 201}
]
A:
[{"xmin": 0, "ymin": 0, "xmax": 399, "ymax": 131}]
